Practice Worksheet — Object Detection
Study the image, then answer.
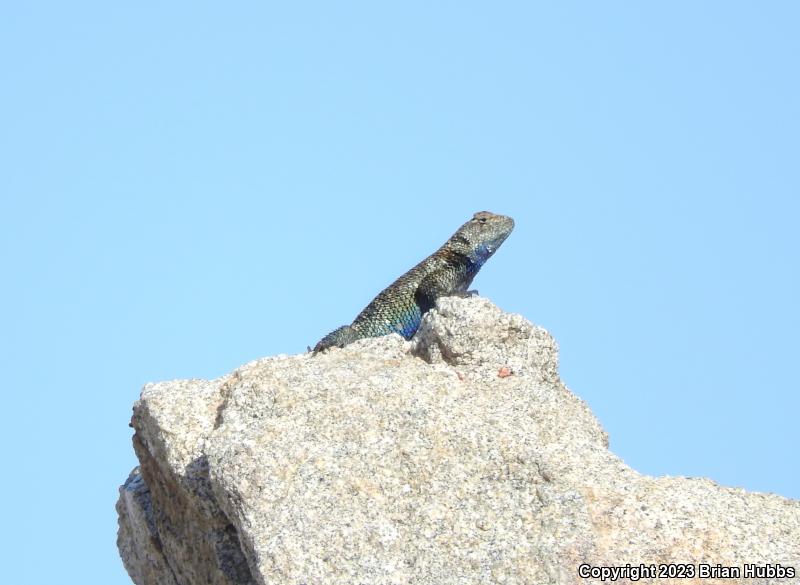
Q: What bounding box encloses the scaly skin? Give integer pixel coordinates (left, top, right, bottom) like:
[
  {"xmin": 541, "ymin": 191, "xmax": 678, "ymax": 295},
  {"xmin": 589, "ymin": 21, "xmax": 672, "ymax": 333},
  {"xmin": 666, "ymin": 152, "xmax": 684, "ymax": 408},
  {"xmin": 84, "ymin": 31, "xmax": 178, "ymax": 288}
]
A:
[{"xmin": 313, "ymin": 211, "xmax": 514, "ymax": 354}]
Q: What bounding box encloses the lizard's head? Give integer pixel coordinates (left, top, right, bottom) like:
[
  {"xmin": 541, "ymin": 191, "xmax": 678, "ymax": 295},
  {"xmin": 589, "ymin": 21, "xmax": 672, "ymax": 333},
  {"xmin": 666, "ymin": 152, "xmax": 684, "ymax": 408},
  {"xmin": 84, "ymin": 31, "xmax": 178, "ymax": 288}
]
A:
[{"xmin": 450, "ymin": 211, "xmax": 515, "ymax": 265}]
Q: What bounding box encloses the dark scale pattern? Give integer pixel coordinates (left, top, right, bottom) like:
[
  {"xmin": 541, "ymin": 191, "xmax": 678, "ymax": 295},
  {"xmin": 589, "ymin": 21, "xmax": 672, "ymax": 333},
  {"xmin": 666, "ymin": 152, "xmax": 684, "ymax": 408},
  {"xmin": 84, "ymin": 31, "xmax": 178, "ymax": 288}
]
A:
[{"xmin": 312, "ymin": 211, "xmax": 514, "ymax": 354}]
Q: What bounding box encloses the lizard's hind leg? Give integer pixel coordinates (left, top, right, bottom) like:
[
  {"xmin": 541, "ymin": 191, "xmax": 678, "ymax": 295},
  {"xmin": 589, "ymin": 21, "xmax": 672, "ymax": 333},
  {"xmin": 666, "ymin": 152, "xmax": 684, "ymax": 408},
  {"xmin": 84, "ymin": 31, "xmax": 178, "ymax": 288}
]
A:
[{"xmin": 312, "ymin": 325, "xmax": 361, "ymax": 354}]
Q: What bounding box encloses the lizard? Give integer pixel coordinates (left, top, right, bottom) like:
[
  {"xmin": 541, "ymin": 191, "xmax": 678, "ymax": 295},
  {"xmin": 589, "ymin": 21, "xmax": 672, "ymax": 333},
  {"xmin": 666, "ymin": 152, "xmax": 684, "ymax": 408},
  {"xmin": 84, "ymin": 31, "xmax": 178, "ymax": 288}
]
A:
[{"xmin": 312, "ymin": 211, "xmax": 514, "ymax": 354}]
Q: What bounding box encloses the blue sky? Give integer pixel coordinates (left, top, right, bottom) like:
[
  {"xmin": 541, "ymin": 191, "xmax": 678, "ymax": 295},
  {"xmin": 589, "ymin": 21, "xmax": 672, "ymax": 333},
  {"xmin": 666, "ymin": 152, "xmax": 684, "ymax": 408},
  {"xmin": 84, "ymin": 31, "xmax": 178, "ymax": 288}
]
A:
[{"xmin": 1, "ymin": 2, "xmax": 798, "ymax": 583}]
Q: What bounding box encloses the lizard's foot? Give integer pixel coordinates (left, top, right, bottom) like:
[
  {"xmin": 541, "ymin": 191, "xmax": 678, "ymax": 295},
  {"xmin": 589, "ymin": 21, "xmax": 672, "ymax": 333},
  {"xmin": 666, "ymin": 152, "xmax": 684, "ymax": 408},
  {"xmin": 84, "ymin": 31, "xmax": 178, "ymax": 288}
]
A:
[{"xmin": 312, "ymin": 325, "xmax": 361, "ymax": 354}]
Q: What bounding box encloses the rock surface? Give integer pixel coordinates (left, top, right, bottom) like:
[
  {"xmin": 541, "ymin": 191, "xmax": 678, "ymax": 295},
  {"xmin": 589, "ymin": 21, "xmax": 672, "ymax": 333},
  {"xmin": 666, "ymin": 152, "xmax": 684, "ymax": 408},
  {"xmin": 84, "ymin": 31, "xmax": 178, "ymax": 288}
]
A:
[{"xmin": 117, "ymin": 297, "xmax": 800, "ymax": 584}]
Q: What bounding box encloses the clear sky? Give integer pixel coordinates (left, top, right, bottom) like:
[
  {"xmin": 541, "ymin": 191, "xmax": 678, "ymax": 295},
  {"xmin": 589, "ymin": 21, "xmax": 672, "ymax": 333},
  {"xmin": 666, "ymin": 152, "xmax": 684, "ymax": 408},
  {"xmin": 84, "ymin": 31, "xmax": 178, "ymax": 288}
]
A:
[{"xmin": 1, "ymin": 2, "xmax": 798, "ymax": 583}]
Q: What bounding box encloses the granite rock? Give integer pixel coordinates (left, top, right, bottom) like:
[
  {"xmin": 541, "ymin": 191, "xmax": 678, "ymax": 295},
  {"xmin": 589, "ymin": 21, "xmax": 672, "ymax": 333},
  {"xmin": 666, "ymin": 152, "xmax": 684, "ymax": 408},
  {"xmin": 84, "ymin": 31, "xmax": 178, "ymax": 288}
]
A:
[{"xmin": 117, "ymin": 297, "xmax": 800, "ymax": 584}]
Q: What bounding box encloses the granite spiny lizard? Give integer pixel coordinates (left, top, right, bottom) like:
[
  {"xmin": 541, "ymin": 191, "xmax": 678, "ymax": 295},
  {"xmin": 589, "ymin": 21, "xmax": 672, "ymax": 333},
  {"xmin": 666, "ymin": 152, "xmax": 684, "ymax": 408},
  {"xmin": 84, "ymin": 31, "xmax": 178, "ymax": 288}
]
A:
[{"xmin": 312, "ymin": 211, "xmax": 514, "ymax": 354}]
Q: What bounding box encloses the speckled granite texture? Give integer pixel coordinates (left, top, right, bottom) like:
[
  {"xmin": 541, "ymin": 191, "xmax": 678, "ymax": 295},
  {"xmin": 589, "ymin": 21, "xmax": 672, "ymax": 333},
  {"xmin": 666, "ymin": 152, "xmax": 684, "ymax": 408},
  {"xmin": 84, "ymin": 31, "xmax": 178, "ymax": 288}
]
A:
[{"xmin": 117, "ymin": 296, "xmax": 800, "ymax": 585}]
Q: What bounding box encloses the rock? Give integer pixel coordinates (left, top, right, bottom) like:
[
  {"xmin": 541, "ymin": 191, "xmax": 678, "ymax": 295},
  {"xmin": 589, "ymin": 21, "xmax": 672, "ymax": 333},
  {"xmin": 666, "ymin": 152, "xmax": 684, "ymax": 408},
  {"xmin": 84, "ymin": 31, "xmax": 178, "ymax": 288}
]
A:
[{"xmin": 117, "ymin": 297, "xmax": 800, "ymax": 584}]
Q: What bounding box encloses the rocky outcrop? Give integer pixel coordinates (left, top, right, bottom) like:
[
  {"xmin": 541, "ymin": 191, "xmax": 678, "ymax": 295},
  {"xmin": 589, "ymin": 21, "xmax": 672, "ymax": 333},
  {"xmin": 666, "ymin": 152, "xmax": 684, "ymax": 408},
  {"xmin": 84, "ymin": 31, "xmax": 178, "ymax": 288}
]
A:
[{"xmin": 117, "ymin": 297, "xmax": 800, "ymax": 584}]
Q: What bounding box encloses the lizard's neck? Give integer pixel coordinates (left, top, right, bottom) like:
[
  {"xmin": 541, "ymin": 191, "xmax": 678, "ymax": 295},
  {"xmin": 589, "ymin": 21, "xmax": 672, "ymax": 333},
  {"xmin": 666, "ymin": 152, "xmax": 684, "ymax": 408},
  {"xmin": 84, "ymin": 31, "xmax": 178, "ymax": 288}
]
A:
[{"xmin": 466, "ymin": 243, "xmax": 495, "ymax": 269}]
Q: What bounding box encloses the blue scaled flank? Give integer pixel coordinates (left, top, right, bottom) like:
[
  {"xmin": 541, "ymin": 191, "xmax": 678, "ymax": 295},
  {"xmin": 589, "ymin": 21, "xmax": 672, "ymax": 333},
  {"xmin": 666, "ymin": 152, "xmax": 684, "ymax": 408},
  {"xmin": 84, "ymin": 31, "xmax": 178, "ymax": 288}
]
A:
[
  {"xmin": 397, "ymin": 307, "xmax": 422, "ymax": 339},
  {"xmin": 367, "ymin": 304, "xmax": 421, "ymax": 339}
]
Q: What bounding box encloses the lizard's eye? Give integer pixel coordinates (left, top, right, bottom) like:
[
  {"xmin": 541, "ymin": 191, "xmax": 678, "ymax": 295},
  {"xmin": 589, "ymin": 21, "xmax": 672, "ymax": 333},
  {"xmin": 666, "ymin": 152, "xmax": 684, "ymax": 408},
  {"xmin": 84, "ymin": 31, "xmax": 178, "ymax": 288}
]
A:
[{"xmin": 478, "ymin": 217, "xmax": 487, "ymax": 224}]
